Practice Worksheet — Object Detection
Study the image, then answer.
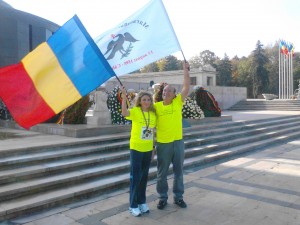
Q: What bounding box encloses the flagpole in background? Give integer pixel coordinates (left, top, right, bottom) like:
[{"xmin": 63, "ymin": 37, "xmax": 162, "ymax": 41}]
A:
[
  {"xmin": 278, "ymin": 43, "xmax": 281, "ymax": 98},
  {"xmin": 278, "ymin": 40, "xmax": 294, "ymax": 99}
]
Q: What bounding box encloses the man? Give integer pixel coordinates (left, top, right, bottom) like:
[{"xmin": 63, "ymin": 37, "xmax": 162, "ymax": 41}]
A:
[{"xmin": 154, "ymin": 62, "xmax": 190, "ymax": 209}]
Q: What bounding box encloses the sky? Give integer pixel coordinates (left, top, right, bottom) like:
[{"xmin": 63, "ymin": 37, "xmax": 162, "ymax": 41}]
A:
[{"xmin": 4, "ymin": 0, "xmax": 300, "ymax": 60}]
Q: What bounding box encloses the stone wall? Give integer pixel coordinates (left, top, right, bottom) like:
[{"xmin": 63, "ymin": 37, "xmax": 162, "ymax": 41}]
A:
[{"xmin": 105, "ymin": 80, "xmax": 246, "ymax": 110}]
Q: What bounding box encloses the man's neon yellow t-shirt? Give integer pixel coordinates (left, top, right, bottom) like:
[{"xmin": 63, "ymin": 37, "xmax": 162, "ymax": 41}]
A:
[
  {"xmin": 154, "ymin": 94, "xmax": 183, "ymax": 143},
  {"xmin": 126, "ymin": 107, "xmax": 156, "ymax": 152}
]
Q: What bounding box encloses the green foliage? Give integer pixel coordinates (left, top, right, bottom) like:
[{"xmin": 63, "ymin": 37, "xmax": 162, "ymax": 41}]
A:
[
  {"xmin": 230, "ymin": 56, "xmax": 241, "ymax": 86},
  {"xmin": 292, "ymin": 53, "xmax": 300, "ymax": 92},
  {"xmin": 293, "ymin": 62, "xmax": 300, "ymax": 91},
  {"xmin": 164, "ymin": 55, "xmax": 182, "ymax": 71},
  {"xmin": 140, "ymin": 55, "xmax": 182, "ymax": 72},
  {"xmin": 236, "ymin": 57, "xmax": 253, "ymax": 98},
  {"xmin": 189, "ymin": 50, "xmax": 218, "ymax": 69},
  {"xmin": 63, "ymin": 95, "xmax": 93, "ymax": 124},
  {"xmin": 140, "ymin": 62, "xmax": 159, "ymax": 72},
  {"xmin": 215, "ymin": 54, "xmax": 232, "ymax": 86},
  {"xmin": 156, "ymin": 55, "xmax": 181, "ymax": 71},
  {"xmin": 189, "ymin": 55, "xmax": 202, "ymax": 69},
  {"xmin": 250, "ymin": 40, "xmax": 269, "ymax": 98},
  {"xmin": 264, "ymin": 42, "xmax": 280, "ymax": 95}
]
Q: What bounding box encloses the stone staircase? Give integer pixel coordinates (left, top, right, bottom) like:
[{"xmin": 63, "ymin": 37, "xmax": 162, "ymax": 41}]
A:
[
  {"xmin": 229, "ymin": 99, "xmax": 300, "ymax": 111},
  {"xmin": 1, "ymin": 115, "xmax": 300, "ymax": 221}
]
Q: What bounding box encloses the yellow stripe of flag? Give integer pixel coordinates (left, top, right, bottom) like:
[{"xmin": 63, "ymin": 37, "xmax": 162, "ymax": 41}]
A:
[{"xmin": 21, "ymin": 43, "xmax": 82, "ymax": 113}]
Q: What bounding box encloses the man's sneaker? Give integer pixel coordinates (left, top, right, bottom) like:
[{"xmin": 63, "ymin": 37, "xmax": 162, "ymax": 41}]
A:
[
  {"xmin": 138, "ymin": 203, "xmax": 150, "ymax": 213},
  {"xmin": 129, "ymin": 207, "xmax": 142, "ymax": 217},
  {"xmin": 157, "ymin": 200, "xmax": 167, "ymax": 210},
  {"xmin": 174, "ymin": 199, "xmax": 187, "ymax": 208}
]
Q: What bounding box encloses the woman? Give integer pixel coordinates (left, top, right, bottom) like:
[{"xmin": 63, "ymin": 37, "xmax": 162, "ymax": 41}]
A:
[{"xmin": 121, "ymin": 87, "xmax": 156, "ymax": 217}]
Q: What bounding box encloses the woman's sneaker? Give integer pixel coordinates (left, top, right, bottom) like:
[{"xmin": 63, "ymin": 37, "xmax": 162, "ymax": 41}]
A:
[
  {"xmin": 129, "ymin": 207, "xmax": 142, "ymax": 217},
  {"xmin": 138, "ymin": 203, "xmax": 150, "ymax": 213}
]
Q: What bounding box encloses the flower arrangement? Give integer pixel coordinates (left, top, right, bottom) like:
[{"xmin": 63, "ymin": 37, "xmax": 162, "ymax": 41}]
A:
[
  {"xmin": 182, "ymin": 96, "xmax": 205, "ymax": 119},
  {"xmin": 106, "ymin": 86, "xmax": 133, "ymax": 125}
]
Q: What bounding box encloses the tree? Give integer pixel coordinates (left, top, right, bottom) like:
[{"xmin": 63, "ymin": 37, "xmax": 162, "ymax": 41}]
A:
[
  {"xmin": 200, "ymin": 50, "xmax": 218, "ymax": 67},
  {"xmin": 250, "ymin": 40, "xmax": 269, "ymax": 98},
  {"xmin": 216, "ymin": 54, "xmax": 232, "ymax": 86},
  {"xmin": 189, "ymin": 55, "xmax": 202, "ymax": 69},
  {"xmin": 189, "ymin": 50, "xmax": 218, "ymax": 69},
  {"xmin": 140, "ymin": 62, "xmax": 159, "ymax": 73},
  {"xmin": 291, "ymin": 53, "xmax": 300, "ymax": 92},
  {"xmin": 293, "ymin": 53, "xmax": 300, "ymax": 92},
  {"xmin": 231, "ymin": 55, "xmax": 240, "ymax": 86},
  {"xmin": 157, "ymin": 55, "xmax": 181, "ymax": 71},
  {"xmin": 264, "ymin": 42, "xmax": 279, "ymax": 95},
  {"xmin": 236, "ymin": 57, "xmax": 253, "ymax": 98}
]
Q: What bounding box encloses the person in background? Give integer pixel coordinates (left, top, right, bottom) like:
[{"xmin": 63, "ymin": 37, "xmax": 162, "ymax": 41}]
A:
[
  {"xmin": 121, "ymin": 87, "xmax": 157, "ymax": 217},
  {"xmin": 154, "ymin": 62, "xmax": 190, "ymax": 210}
]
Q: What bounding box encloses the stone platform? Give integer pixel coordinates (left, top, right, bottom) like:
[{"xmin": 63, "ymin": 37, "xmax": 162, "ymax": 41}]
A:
[{"xmin": 0, "ymin": 115, "xmax": 232, "ymax": 138}]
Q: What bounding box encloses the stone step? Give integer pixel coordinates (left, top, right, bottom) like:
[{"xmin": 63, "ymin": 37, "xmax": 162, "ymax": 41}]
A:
[
  {"xmin": 0, "ymin": 140, "xmax": 129, "ymax": 169},
  {"xmin": 0, "ymin": 131, "xmax": 130, "ymax": 157},
  {"xmin": 0, "ymin": 117, "xmax": 300, "ymax": 203},
  {"xmin": 184, "ymin": 119, "xmax": 300, "ymax": 147},
  {"xmin": 0, "ymin": 152, "xmax": 130, "ymax": 185},
  {"xmin": 1, "ymin": 122, "xmax": 300, "ymax": 220},
  {"xmin": 229, "ymin": 99, "xmax": 300, "ymax": 111},
  {"xmin": 184, "ymin": 116, "xmax": 300, "ymax": 138},
  {"xmin": 185, "ymin": 123, "xmax": 300, "ymax": 158},
  {"xmin": 0, "ymin": 116, "xmax": 298, "ymax": 177},
  {"xmin": 184, "ymin": 129, "xmax": 300, "ymax": 168},
  {"xmin": 0, "ymin": 116, "xmax": 298, "ymax": 173},
  {"xmin": 0, "ymin": 160, "xmax": 130, "ymax": 201}
]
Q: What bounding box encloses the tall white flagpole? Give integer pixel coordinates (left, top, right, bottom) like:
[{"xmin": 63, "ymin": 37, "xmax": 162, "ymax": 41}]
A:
[
  {"xmin": 279, "ymin": 43, "xmax": 281, "ymax": 99},
  {"xmin": 283, "ymin": 54, "xmax": 286, "ymax": 99}
]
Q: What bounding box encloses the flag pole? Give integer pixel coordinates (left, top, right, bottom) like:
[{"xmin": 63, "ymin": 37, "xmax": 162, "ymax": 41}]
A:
[
  {"xmin": 114, "ymin": 74, "xmax": 124, "ymax": 86},
  {"xmin": 181, "ymin": 50, "xmax": 187, "ymax": 62},
  {"xmin": 181, "ymin": 50, "xmax": 190, "ymax": 71}
]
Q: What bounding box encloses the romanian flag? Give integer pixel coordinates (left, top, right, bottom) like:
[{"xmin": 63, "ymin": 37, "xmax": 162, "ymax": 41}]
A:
[{"xmin": 0, "ymin": 15, "xmax": 115, "ymax": 129}]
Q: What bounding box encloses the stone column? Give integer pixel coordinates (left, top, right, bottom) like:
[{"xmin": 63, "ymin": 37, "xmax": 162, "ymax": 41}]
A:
[{"xmin": 87, "ymin": 87, "xmax": 112, "ymax": 125}]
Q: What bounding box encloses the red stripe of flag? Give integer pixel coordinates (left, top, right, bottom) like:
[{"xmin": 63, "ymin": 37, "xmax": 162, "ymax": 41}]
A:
[{"xmin": 0, "ymin": 63, "xmax": 55, "ymax": 129}]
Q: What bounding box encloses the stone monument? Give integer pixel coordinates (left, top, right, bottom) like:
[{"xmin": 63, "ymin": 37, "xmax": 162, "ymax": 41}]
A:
[{"xmin": 87, "ymin": 87, "xmax": 112, "ymax": 125}]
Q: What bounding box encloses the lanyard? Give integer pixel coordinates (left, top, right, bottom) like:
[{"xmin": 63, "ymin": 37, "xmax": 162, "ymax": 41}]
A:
[{"xmin": 141, "ymin": 109, "xmax": 150, "ymax": 130}]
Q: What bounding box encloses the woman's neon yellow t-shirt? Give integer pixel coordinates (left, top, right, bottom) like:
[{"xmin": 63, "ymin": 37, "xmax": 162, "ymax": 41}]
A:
[
  {"xmin": 126, "ymin": 107, "xmax": 156, "ymax": 152},
  {"xmin": 154, "ymin": 94, "xmax": 183, "ymax": 143}
]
